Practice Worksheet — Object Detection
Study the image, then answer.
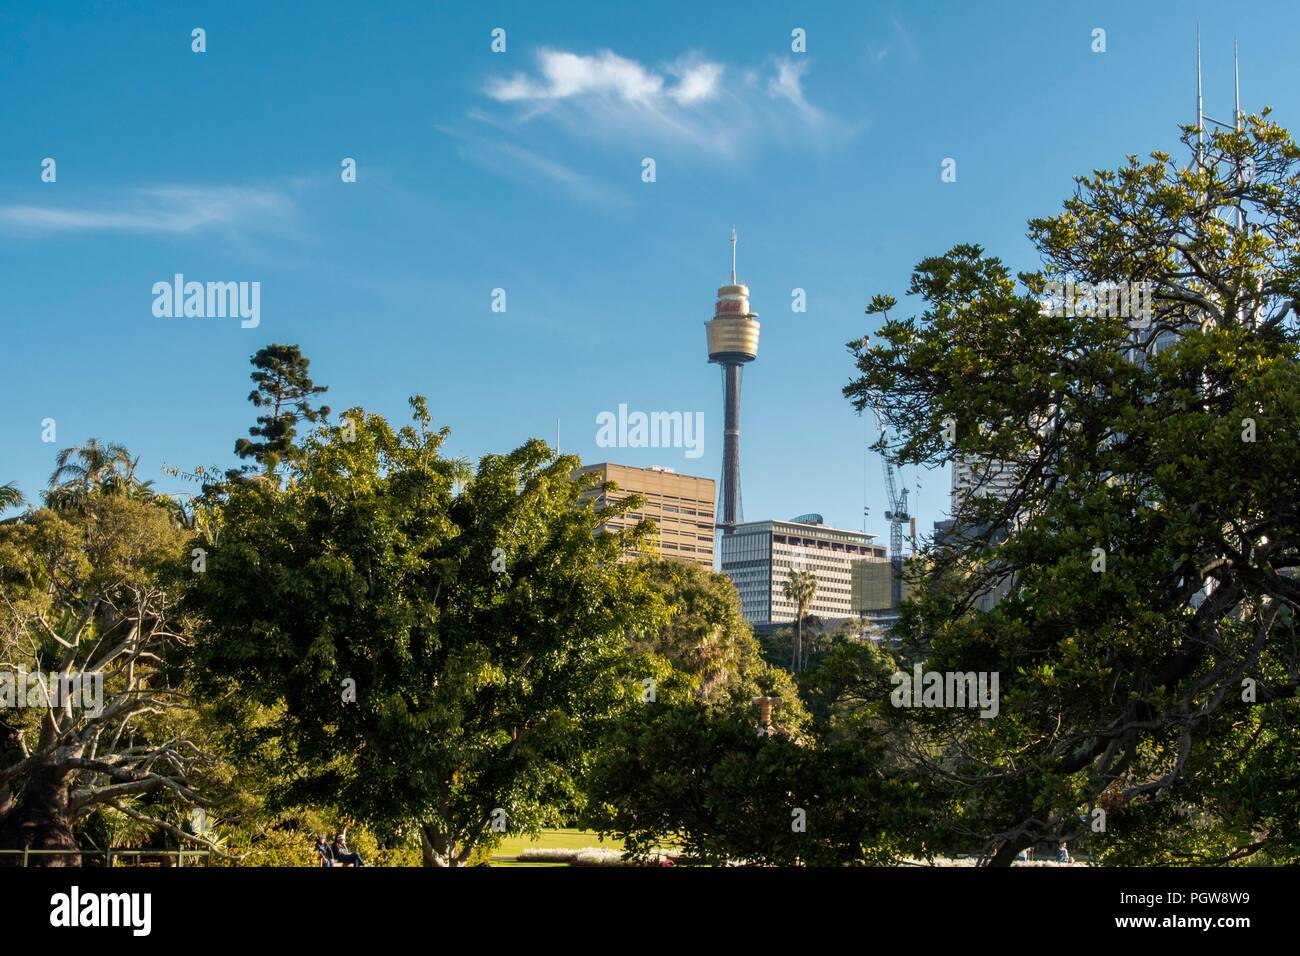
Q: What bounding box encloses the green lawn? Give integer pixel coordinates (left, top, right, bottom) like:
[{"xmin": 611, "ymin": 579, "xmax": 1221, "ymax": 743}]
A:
[
  {"xmin": 492, "ymin": 827, "xmax": 622, "ymax": 859},
  {"xmin": 489, "ymin": 827, "xmax": 682, "ymax": 866},
  {"xmin": 487, "ymin": 860, "xmax": 572, "ymax": 867}
]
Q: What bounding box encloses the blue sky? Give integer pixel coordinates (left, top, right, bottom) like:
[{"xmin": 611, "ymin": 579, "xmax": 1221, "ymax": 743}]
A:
[{"xmin": 2, "ymin": 0, "xmax": 1295, "ymax": 547}]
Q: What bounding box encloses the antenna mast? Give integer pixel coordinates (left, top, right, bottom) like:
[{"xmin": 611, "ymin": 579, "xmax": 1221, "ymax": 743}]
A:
[
  {"xmin": 1235, "ymin": 39, "xmax": 1244, "ymax": 232},
  {"xmin": 1196, "ymin": 23, "xmax": 1204, "ymax": 167}
]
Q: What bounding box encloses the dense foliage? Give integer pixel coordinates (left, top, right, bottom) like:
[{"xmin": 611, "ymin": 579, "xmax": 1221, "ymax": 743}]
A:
[{"xmin": 844, "ymin": 115, "xmax": 1300, "ymax": 864}]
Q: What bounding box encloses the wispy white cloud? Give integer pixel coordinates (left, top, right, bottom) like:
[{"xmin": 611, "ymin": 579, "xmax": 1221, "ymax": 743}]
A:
[
  {"xmin": 488, "ymin": 48, "xmax": 714, "ymax": 107},
  {"xmin": 767, "ymin": 59, "xmax": 820, "ymax": 121},
  {"xmin": 461, "ymin": 47, "xmax": 856, "ymax": 208},
  {"xmin": 480, "ymin": 48, "xmax": 840, "ymax": 159},
  {"xmin": 667, "ymin": 57, "xmax": 725, "ymax": 106},
  {"xmin": 892, "ymin": 16, "xmax": 919, "ymax": 62},
  {"xmin": 866, "ymin": 16, "xmax": 919, "ymax": 69},
  {"xmin": 0, "ymin": 185, "xmax": 293, "ymax": 236},
  {"xmin": 438, "ymin": 124, "xmax": 632, "ymax": 211}
]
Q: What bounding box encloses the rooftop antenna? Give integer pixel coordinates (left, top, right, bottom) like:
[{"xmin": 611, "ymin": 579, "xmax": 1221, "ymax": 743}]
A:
[
  {"xmin": 1196, "ymin": 23, "xmax": 1204, "ymax": 167},
  {"xmin": 1196, "ymin": 35, "xmax": 1253, "ymax": 328},
  {"xmin": 730, "ymin": 228, "xmax": 737, "ymax": 284},
  {"xmin": 1234, "ymin": 38, "xmax": 1243, "ymax": 231},
  {"xmin": 1202, "ymin": 38, "xmax": 1247, "ymax": 232},
  {"xmin": 1234, "ymin": 38, "xmax": 1241, "ymax": 128}
]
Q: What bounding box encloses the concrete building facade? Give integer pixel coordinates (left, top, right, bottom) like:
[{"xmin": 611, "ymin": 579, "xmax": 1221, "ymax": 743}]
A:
[
  {"xmin": 720, "ymin": 516, "xmax": 885, "ymax": 625},
  {"xmin": 574, "ymin": 463, "xmax": 716, "ymax": 569},
  {"xmin": 951, "ymin": 454, "xmax": 1020, "ymax": 516}
]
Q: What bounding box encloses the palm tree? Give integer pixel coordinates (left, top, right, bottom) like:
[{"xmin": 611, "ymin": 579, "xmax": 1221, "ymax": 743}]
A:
[
  {"xmin": 45, "ymin": 439, "xmax": 154, "ymax": 508},
  {"xmin": 782, "ymin": 567, "xmax": 818, "ymax": 672},
  {"xmin": 50, "ymin": 438, "xmax": 133, "ymax": 490},
  {"xmin": 0, "ymin": 482, "xmax": 23, "ymax": 510}
]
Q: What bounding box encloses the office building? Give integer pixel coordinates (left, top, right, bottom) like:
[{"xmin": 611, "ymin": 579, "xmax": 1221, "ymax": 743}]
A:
[
  {"xmin": 720, "ymin": 515, "xmax": 885, "ymax": 626},
  {"xmin": 850, "ymin": 558, "xmax": 894, "ymax": 614},
  {"xmin": 574, "ymin": 462, "xmax": 716, "ymax": 569},
  {"xmin": 951, "ymin": 454, "xmax": 1020, "ymax": 516}
]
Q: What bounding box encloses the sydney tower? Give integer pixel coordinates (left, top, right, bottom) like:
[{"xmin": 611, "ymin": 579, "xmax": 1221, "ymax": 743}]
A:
[{"xmin": 705, "ymin": 231, "xmax": 760, "ymax": 533}]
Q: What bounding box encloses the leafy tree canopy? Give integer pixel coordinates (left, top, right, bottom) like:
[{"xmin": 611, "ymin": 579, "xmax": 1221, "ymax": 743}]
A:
[
  {"xmin": 188, "ymin": 398, "xmax": 662, "ymax": 865},
  {"xmin": 844, "ymin": 115, "xmax": 1300, "ymax": 864}
]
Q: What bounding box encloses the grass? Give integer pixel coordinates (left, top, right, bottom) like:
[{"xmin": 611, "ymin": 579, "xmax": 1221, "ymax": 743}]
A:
[
  {"xmin": 492, "ymin": 827, "xmax": 623, "ymax": 860},
  {"xmin": 490, "ymin": 828, "xmax": 682, "ymax": 866},
  {"xmin": 487, "ymin": 859, "xmax": 571, "ymax": 867}
]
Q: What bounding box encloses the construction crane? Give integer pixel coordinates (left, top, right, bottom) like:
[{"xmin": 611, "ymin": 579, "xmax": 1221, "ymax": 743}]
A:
[{"xmin": 869, "ymin": 404, "xmax": 910, "ymax": 607}]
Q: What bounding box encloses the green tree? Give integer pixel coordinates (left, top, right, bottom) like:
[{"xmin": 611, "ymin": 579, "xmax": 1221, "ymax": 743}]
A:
[
  {"xmin": 782, "ymin": 568, "xmax": 817, "ymax": 672},
  {"xmin": 48, "ymin": 438, "xmax": 132, "ymax": 491},
  {"xmin": 233, "ymin": 343, "xmax": 330, "ymax": 476},
  {"xmin": 44, "ymin": 439, "xmax": 154, "ymax": 511},
  {"xmin": 187, "ymin": 399, "xmax": 660, "ymax": 866},
  {"xmin": 795, "ymin": 626, "xmax": 897, "ymax": 731},
  {"xmin": 844, "ymin": 115, "xmax": 1300, "ymax": 865},
  {"xmin": 0, "ymin": 477, "xmax": 220, "ymax": 864},
  {"xmin": 0, "ymin": 483, "xmax": 22, "ymax": 513},
  {"xmin": 584, "ymin": 561, "xmax": 828, "ymax": 861},
  {"xmin": 633, "ymin": 557, "xmax": 801, "ymax": 712},
  {"xmin": 585, "ymin": 695, "xmax": 913, "ymax": 865}
]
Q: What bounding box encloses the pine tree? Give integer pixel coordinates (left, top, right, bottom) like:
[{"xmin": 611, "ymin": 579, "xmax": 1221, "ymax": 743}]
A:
[{"xmin": 234, "ymin": 344, "xmax": 330, "ymax": 475}]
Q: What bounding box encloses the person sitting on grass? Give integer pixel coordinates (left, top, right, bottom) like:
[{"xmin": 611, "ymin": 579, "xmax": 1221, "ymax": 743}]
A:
[{"xmin": 331, "ymin": 830, "xmax": 365, "ymax": 867}]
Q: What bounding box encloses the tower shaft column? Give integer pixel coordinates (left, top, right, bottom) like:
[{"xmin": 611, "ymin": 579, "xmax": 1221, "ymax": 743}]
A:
[{"xmin": 721, "ymin": 362, "xmax": 742, "ymax": 530}]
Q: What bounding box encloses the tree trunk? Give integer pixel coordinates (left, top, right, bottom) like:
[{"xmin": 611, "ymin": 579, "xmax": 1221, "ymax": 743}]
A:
[
  {"xmin": 0, "ymin": 765, "xmax": 79, "ymax": 866},
  {"xmin": 791, "ymin": 615, "xmax": 803, "ymax": 673},
  {"xmin": 986, "ymin": 837, "xmax": 1031, "ymax": 867},
  {"xmin": 420, "ymin": 822, "xmax": 461, "ymax": 868}
]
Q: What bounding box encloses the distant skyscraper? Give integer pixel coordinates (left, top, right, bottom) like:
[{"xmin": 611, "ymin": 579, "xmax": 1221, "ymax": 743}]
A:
[
  {"xmin": 951, "ymin": 455, "xmax": 1020, "ymax": 516},
  {"xmin": 706, "ymin": 231, "xmax": 760, "ymax": 533},
  {"xmin": 851, "ymin": 555, "xmax": 919, "ymax": 634},
  {"xmin": 574, "ymin": 462, "xmax": 716, "ymax": 569},
  {"xmin": 720, "ymin": 515, "xmax": 885, "ymax": 626}
]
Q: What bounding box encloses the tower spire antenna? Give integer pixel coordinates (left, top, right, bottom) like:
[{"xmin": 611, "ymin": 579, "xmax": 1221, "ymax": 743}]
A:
[
  {"xmin": 1235, "ymin": 37, "xmax": 1244, "ymax": 232},
  {"xmin": 730, "ymin": 228, "xmax": 737, "ymax": 284},
  {"xmin": 1196, "ymin": 23, "xmax": 1204, "ymax": 167},
  {"xmin": 1234, "ymin": 37, "xmax": 1241, "ymax": 129}
]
